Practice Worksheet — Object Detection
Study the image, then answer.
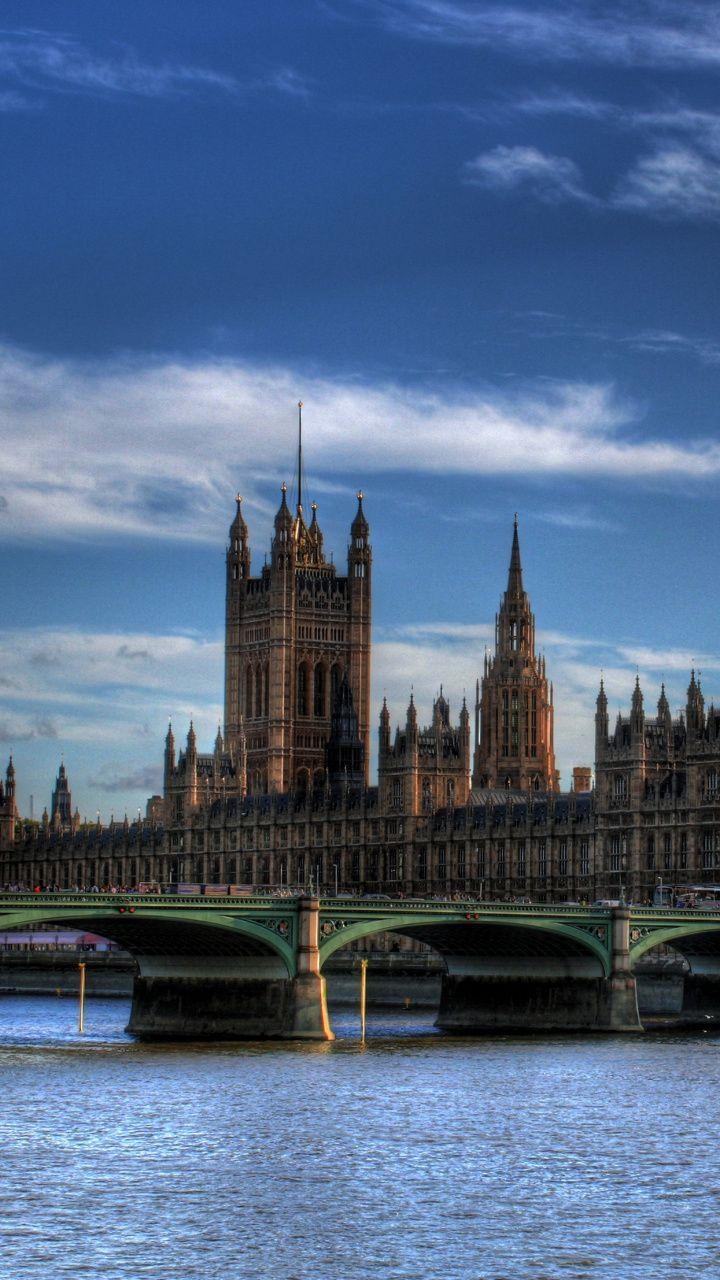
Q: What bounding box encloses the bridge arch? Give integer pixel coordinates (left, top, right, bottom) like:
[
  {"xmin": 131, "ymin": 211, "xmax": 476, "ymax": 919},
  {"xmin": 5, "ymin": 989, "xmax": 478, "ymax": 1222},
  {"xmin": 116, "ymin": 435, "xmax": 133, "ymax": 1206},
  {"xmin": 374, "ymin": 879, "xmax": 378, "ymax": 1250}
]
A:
[
  {"xmin": 630, "ymin": 920, "xmax": 720, "ymax": 968},
  {"xmin": 0, "ymin": 903, "xmax": 296, "ymax": 977},
  {"xmin": 318, "ymin": 911, "xmax": 611, "ymax": 977}
]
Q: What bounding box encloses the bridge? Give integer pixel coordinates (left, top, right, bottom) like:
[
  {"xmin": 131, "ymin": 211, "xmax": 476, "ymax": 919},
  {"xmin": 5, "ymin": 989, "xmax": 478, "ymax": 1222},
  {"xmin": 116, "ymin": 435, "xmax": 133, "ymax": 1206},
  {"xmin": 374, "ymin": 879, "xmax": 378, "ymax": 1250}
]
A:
[{"xmin": 2, "ymin": 893, "xmax": 720, "ymax": 1039}]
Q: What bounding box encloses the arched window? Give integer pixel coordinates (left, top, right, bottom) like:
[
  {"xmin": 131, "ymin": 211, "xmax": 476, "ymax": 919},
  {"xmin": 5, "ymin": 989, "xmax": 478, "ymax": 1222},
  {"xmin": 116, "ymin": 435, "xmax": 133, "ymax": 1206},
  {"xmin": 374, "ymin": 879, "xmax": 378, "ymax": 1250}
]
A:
[
  {"xmin": 313, "ymin": 768, "xmax": 325, "ymax": 789},
  {"xmin": 263, "ymin": 662, "xmax": 269, "ymax": 718},
  {"xmin": 254, "ymin": 665, "xmax": 263, "ymax": 719},
  {"xmin": 246, "ymin": 665, "xmax": 253, "ymax": 718},
  {"xmin": 314, "ymin": 663, "xmax": 326, "ymax": 717},
  {"xmin": 297, "ymin": 768, "xmax": 310, "ymax": 797},
  {"xmin": 331, "ymin": 663, "xmax": 343, "ymax": 709},
  {"xmin": 297, "ymin": 663, "xmax": 309, "ymax": 716}
]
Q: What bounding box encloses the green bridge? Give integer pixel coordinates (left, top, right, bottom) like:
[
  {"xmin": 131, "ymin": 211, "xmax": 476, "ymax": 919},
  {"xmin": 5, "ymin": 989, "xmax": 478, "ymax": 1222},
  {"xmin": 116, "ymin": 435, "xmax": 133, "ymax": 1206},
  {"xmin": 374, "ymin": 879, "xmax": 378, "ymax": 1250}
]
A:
[{"xmin": 2, "ymin": 893, "xmax": 720, "ymax": 1039}]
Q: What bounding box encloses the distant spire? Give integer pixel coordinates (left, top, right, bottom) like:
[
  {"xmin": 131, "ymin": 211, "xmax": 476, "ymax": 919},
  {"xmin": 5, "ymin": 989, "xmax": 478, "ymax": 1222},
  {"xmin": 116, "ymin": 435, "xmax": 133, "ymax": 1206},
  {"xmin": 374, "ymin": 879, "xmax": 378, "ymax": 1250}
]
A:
[
  {"xmin": 297, "ymin": 400, "xmax": 303, "ymax": 515},
  {"xmin": 507, "ymin": 514, "xmax": 524, "ymax": 597}
]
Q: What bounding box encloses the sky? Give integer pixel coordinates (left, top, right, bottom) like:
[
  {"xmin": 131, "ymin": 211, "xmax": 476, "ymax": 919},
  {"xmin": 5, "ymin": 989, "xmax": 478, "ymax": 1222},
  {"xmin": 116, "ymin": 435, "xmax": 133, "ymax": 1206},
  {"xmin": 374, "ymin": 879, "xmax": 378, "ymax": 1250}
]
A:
[{"xmin": 2, "ymin": 0, "xmax": 720, "ymax": 820}]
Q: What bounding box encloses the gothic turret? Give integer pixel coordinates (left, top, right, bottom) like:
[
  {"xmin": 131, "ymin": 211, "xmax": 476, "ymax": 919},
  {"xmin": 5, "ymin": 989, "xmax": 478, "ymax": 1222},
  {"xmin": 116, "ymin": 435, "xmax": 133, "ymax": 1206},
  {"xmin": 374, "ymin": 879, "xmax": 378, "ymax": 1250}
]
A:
[
  {"xmin": 686, "ymin": 670, "xmax": 705, "ymax": 739},
  {"xmin": 164, "ymin": 721, "xmax": 175, "ymax": 779},
  {"xmin": 595, "ymin": 678, "xmax": 609, "ymax": 758},
  {"xmin": 379, "ymin": 698, "xmax": 390, "ymax": 754},
  {"xmin": 657, "ymin": 683, "xmax": 672, "ymax": 732},
  {"xmin": 631, "ymin": 675, "xmax": 645, "ymax": 739},
  {"xmin": 5, "ymin": 756, "xmax": 15, "ymax": 803},
  {"xmin": 228, "ymin": 494, "xmax": 251, "ymax": 583},
  {"xmin": 271, "ymin": 483, "xmax": 294, "ymax": 569}
]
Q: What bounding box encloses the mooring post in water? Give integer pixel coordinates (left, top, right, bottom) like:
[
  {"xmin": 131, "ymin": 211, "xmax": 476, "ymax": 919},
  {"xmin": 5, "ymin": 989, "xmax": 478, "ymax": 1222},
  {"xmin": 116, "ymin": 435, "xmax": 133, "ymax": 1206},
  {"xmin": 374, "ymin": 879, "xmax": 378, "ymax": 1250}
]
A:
[
  {"xmin": 360, "ymin": 956, "xmax": 368, "ymax": 1043},
  {"xmin": 78, "ymin": 961, "xmax": 86, "ymax": 1034}
]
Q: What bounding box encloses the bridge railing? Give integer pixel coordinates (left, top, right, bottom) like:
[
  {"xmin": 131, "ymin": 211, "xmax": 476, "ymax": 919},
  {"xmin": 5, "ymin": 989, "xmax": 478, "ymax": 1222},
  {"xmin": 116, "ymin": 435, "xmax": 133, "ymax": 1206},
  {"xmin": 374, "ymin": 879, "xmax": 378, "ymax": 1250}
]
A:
[{"xmin": 0, "ymin": 892, "xmax": 298, "ymax": 910}]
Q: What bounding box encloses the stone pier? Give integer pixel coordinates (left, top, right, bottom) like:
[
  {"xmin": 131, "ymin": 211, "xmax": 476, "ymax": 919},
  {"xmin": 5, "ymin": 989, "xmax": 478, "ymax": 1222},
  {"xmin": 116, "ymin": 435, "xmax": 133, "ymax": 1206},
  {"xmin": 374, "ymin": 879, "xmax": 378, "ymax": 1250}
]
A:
[
  {"xmin": 127, "ymin": 897, "xmax": 334, "ymax": 1041},
  {"xmin": 435, "ymin": 907, "xmax": 642, "ymax": 1034}
]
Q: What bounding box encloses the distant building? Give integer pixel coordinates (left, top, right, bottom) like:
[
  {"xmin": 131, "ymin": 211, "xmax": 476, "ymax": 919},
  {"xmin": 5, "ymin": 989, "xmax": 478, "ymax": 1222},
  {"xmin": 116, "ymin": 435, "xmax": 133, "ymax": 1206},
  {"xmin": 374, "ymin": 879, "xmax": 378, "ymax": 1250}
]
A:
[
  {"xmin": 2, "ymin": 435, "xmax": 718, "ymax": 907},
  {"xmin": 472, "ymin": 517, "xmax": 558, "ymax": 793},
  {"xmin": 594, "ymin": 672, "xmax": 720, "ymax": 901}
]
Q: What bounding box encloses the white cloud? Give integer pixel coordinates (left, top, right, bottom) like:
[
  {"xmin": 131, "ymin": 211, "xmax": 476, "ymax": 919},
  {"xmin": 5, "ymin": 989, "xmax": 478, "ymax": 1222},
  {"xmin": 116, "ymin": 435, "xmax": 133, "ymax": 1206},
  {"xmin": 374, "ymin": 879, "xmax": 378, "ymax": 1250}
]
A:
[
  {"xmin": 0, "ymin": 626, "xmax": 223, "ymax": 720},
  {"xmin": 464, "ymin": 139, "xmax": 720, "ymax": 224},
  {"xmin": 0, "ymin": 30, "xmax": 239, "ymax": 98},
  {"xmin": 613, "ymin": 146, "xmax": 720, "ymax": 220},
  {"xmin": 362, "ymin": 1, "xmax": 720, "ymax": 68},
  {"xmin": 2, "ymin": 344, "xmax": 720, "ymax": 546},
  {"xmin": 463, "ymin": 145, "xmax": 592, "ymax": 204},
  {"xmin": 625, "ymin": 328, "xmax": 720, "ymax": 366},
  {"xmin": 0, "ymin": 30, "xmax": 310, "ymax": 104}
]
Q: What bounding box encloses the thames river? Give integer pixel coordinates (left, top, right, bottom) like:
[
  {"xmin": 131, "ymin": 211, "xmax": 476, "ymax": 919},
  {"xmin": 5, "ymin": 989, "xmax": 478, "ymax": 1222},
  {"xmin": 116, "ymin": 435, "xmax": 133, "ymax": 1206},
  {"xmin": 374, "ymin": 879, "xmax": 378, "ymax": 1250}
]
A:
[{"xmin": 1, "ymin": 995, "xmax": 718, "ymax": 1280}]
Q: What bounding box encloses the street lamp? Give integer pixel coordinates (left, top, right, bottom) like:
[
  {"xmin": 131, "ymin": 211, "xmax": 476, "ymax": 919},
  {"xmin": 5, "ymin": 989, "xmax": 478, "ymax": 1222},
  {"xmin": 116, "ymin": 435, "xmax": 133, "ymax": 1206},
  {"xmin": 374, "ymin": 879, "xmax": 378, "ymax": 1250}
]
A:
[{"xmin": 333, "ymin": 863, "xmax": 339, "ymax": 897}]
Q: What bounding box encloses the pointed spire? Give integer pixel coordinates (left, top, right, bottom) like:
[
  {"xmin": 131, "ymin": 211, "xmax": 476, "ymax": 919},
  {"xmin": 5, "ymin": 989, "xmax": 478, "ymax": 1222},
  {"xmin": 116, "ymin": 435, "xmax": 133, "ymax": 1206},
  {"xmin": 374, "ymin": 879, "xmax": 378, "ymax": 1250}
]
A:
[
  {"xmin": 297, "ymin": 400, "xmax": 304, "ymax": 516},
  {"xmin": 275, "ymin": 481, "xmax": 292, "ymax": 527},
  {"xmin": 231, "ymin": 492, "xmax": 248, "ymax": 537},
  {"xmin": 351, "ymin": 490, "xmax": 368, "ymax": 536},
  {"xmin": 507, "ymin": 513, "xmax": 524, "ymax": 598}
]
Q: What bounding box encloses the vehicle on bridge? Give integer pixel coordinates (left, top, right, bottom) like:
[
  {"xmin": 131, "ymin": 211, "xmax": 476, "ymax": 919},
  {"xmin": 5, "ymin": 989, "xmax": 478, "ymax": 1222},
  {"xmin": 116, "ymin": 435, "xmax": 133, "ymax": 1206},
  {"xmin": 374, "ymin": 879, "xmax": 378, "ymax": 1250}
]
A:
[{"xmin": 653, "ymin": 884, "xmax": 720, "ymax": 909}]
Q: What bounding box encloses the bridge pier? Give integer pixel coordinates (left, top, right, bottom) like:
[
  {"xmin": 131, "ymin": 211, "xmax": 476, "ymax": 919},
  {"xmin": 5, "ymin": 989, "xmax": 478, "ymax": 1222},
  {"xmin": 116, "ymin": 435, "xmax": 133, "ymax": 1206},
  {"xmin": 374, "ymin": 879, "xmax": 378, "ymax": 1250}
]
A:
[
  {"xmin": 436, "ymin": 908, "xmax": 642, "ymax": 1035},
  {"xmin": 126, "ymin": 897, "xmax": 334, "ymax": 1041}
]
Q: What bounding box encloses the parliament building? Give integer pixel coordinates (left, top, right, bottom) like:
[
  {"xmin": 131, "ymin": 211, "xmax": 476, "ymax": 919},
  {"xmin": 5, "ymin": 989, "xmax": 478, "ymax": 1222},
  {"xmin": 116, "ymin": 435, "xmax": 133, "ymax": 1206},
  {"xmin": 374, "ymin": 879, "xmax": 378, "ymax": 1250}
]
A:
[{"xmin": 2, "ymin": 436, "xmax": 719, "ymax": 905}]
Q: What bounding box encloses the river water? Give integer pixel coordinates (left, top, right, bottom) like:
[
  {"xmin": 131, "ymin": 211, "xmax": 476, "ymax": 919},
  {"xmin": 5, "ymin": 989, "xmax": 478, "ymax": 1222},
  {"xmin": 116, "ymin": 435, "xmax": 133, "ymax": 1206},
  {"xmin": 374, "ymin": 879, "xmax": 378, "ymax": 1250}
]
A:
[{"xmin": 1, "ymin": 995, "xmax": 718, "ymax": 1280}]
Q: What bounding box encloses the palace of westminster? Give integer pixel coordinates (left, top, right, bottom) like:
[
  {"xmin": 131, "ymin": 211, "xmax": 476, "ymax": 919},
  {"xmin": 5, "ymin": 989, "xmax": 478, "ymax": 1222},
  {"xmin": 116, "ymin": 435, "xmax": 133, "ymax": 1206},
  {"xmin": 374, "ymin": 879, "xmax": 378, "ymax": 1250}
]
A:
[{"xmin": 1, "ymin": 432, "xmax": 719, "ymax": 905}]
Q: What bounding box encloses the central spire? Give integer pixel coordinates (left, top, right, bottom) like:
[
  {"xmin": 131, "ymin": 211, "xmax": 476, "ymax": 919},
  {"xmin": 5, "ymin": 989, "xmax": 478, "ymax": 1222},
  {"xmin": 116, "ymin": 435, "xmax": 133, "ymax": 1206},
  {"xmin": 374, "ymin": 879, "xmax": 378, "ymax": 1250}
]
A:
[
  {"xmin": 506, "ymin": 513, "xmax": 524, "ymax": 598},
  {"xmin": 297, "ymin": 399, "xmax": 303, "ymax": 515}
]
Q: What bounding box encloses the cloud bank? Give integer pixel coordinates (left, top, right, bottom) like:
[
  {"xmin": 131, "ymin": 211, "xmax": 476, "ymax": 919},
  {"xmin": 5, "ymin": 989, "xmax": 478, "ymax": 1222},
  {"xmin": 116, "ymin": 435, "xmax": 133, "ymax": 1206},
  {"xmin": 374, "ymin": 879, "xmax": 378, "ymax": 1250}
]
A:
[
  {"xmin": 365, "ymin": 1, "xmax": 720, "ymax": 68},
  {"xmin": 1, "ymin": 344, "xmax": 719, "ymax": 545}
]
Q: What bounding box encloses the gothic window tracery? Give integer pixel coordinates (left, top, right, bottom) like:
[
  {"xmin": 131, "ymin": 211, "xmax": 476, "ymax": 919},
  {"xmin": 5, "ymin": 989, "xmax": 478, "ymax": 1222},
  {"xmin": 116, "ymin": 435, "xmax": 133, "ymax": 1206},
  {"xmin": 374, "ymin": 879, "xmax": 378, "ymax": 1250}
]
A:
[
  {"xmin": 297, "ymin": 663, "xmax": 309, "ymax": 717},
  {"xmin": 313, "ymin": 663, "xmax": 326, "ymax": 718}
]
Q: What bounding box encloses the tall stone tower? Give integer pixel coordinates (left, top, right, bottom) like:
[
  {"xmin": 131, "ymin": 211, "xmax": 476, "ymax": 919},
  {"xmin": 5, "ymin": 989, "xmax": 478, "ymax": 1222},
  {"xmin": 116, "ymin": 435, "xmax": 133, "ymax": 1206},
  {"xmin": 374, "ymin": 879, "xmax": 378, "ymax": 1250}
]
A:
[
  {"xmin": 224, "ymin": 407, "xmax": 372, "ymax": 795},
  {"xmin": 0, "ymin": 758, "xmax": 17, "ymax": 851},
  {"xmin": 51, "ymin": 761, "xmax": 73, "ymax": 831},
  {"xmin": 472, "ymin": 518, "xmax": 559, "ymax": 792}
]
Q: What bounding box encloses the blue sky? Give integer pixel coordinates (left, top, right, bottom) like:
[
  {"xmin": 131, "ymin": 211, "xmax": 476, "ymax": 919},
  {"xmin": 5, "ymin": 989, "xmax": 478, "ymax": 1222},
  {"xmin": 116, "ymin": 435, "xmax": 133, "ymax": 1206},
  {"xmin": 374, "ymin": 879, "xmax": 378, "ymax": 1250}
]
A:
[{"xmin": 2, "ymin": 1, "xmax": 720, "ymax": 820}]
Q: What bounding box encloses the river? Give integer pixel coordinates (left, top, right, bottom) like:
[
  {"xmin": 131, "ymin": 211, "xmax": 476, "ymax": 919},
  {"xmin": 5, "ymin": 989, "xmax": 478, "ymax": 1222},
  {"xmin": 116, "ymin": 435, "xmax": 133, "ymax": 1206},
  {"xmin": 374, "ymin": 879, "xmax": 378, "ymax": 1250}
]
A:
[{"xmin": 0, "ymin": 994, "xmax": 718, "ymax": 1280}]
